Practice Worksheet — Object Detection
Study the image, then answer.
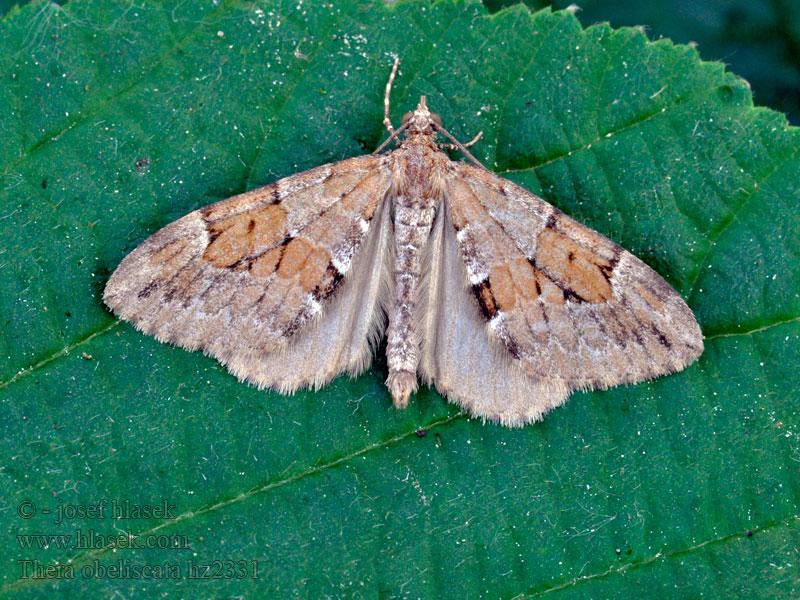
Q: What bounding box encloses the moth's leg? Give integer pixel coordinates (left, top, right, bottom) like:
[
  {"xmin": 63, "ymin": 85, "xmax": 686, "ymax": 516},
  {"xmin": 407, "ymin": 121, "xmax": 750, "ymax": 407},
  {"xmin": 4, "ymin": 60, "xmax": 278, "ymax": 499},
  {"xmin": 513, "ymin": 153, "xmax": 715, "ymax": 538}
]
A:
[
  {"xmin": 463, "ymin": 130, "xmax": 483, "ymax": 148},
  {"xmin": 384, "ymin": 57, "xmax": 400, "ymax": 135},
  {"xmin": 437, "ymin": 126, "xmax": 486, "ymax": 169},
  {"xmin": 438, "ymin": 130, "xmax": 483, "ymax": 151}
]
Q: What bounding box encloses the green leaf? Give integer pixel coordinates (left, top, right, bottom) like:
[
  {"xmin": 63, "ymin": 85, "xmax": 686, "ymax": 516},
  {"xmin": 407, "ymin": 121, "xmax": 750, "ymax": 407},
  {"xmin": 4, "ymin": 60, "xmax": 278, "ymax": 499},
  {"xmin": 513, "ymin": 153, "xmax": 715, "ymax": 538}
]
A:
[
  {"xmin": 484, "ymin": 0, "xmax": 800, "ymax": 126},
  {"xmin": 1, "ymin": 0, "xmax": 798, "ymax": 597}
]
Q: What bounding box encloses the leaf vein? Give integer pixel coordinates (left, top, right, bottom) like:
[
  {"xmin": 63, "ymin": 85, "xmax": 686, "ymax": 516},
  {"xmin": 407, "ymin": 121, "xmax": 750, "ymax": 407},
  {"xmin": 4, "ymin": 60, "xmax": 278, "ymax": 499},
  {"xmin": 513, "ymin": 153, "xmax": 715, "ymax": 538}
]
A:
[
  {"xmin": 0, "ymin": 320, "xmax": 119, "ymax": 390},
  {"xmin": 515, "ymin": 514, "xmax": 800, "ymax": 598},
  {"xmin": 686, "ymin": 145, "xmax": 800, "ymax": 301},
  {"xmin": 0, "ymin": 0, "xmax": 237, "ymax": 178},
  {"xmin": 0, "ymin": 412, "xmax": 464, "ymax": 593}
]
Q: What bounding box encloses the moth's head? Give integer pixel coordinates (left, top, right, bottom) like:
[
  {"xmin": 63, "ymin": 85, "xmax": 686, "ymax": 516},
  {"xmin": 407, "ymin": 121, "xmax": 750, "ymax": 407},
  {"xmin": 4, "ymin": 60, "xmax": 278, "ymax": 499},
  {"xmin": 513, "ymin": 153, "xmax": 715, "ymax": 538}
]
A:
[{"xmin": 401, "ymin": 96, "xmax": 442, "ymax": 135}]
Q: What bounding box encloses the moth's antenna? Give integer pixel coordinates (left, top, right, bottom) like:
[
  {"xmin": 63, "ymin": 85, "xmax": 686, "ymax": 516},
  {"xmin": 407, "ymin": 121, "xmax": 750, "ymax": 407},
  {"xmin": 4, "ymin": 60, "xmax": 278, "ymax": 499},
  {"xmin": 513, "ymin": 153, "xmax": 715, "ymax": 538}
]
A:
[
  {"xmin": 374, "ymin": 56, "xmax": 408, "ymax": 154},
  {"xmin": 374, "ymin": 120, "xmax": 410, "ymax": 155},
  {"xmin": 383, "ymin": 56, "xmax": 400, "ymax": 135}
]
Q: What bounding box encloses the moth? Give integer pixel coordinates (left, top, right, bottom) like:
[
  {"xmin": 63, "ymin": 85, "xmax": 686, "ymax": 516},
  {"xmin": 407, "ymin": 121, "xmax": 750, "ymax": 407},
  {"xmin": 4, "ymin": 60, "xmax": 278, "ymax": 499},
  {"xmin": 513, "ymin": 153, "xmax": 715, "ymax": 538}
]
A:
[{"xmin": 104, "ymin": 59, "xmax": 703, "ymax": 426}]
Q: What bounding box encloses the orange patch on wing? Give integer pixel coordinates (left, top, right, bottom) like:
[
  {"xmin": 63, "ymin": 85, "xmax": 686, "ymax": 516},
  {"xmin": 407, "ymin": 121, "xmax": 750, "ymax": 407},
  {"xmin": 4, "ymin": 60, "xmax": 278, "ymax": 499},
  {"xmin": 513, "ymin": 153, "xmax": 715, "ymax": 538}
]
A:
[
  {"xmin": 556, "ymin": 217, "xmax": 619, "ymax": 261},
  {"xmin": 163, "ymin": 264, "xmax": 206, "ymax": 299},
  {"xmin": 148, "ymin": 238, "xmax": 190, "ymax": 271},
  {"xmin": 300, "ymin": 171, "xmax": 384, "ymax": 253},
  {"xmin": 447, "ymin": 178, "xmax": 485, "ymax": 231},
  {"xmin": 203, "ymin": 204, "xmax": 287, "ymax": 268},
  {"xmin": 535, "ymin": 228, "xmax": 612, "ymax": 303},
  {"xmin": 352, "ymin": 173, "xmax": 387, "ymax": 221},
  {"xmin": 633, "ymin": 284, "xmax": 665, "ymax": 313},
  {"xmin": 510, "ymin": 257, "xmax": 538, "ymax": 300},
  {"xmin": 321, "ymin": 169, "xmax": 368, "ymax": 202},
  {"xmin": 538, "ymin": 273, "xmax": 565, "ymax": 306},
  {"xmin": 202, "ymin": 184, "xmax": 279, "ymax": 221},
  {"xmin": 250, "ymin": 245, "xmax": 284, "ymax": 278},
  {"xmin": 479, "ymin": 258, "xmax": 542, "ymax": 313},
  {"xmin": 488, "ymin": 257, "xmax": 544, "ymax": 313},
  {"xmin": 277, "ymin": 236, "xmax": 331, "ymax": 292},
  {"xmin": 488, "ymin": 264, "xmax": 515, "ymax": 311}
]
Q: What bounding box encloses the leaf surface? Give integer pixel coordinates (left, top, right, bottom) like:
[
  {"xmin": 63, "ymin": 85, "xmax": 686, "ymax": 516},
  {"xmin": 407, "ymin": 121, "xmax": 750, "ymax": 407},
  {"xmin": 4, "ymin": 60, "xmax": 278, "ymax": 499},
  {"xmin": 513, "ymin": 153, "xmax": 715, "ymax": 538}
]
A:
[{"xmin": 1, "ymin": 1, "xmax": 798, "ymax": 597}]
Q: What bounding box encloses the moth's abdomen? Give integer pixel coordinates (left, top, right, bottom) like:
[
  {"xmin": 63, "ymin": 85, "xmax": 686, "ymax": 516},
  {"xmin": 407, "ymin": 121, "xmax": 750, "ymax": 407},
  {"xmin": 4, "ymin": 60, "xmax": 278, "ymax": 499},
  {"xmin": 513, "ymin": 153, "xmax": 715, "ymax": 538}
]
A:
[{"xmin": 386, "ymin": 187, "xmax": 437, "ymax": 408}]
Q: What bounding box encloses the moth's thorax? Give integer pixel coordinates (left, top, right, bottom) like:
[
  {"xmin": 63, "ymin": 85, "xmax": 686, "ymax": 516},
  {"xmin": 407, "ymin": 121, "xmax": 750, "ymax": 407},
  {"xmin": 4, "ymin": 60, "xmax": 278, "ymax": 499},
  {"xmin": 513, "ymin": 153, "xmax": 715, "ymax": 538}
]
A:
[
  {"xmin": 389, "ymin": 143, "xmax": 448, "ymax": 207},
  {"xmin": 402, "ymin": 130, "xmax": 438, "ymax": 149}
]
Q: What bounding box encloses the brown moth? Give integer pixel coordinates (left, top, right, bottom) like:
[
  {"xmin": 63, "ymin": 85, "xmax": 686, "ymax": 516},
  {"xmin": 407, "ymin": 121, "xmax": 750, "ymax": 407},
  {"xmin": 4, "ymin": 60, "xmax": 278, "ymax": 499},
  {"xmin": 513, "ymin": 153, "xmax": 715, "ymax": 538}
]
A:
[{"xmin": 104, "ymin": 59, "xmax": 703, "ymax": 426}]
